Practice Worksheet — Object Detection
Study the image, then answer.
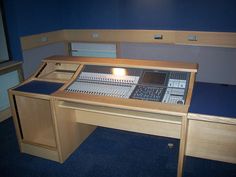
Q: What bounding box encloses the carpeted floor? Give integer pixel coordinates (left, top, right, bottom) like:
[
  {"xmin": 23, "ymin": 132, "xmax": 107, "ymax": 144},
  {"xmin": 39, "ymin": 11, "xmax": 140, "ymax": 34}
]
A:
[{"xmin": 0, "ymin": 118, "xmax": 235, "ymax": 177}]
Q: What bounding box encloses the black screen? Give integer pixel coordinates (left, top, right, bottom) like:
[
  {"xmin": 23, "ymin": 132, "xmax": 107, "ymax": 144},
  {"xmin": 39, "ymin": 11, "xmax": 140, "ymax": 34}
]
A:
[{"xmin": 141, "ymin": 72, "xmax": 166, "ymax": 85}]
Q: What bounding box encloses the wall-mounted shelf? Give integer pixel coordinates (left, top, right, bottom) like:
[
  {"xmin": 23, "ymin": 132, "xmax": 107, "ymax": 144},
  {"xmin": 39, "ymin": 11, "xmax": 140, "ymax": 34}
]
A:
[{"xmin": 20, "ymin": 30, "xmax": 236, "ymax": 51}]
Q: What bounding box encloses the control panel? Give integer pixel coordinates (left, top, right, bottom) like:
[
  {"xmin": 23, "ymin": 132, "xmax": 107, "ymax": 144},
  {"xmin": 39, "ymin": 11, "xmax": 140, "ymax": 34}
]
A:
[
  {"xmin": 66, "ymin": 65, "xmax": 190, "ymax": 105},
  {"xmin": 67, "ymin": 65, "xmax": 141, "ymax": 98}
]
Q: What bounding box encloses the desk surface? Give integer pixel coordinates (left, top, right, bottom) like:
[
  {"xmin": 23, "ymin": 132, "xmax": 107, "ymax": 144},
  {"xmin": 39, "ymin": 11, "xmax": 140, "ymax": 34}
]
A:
[
  {"xmin": 14, "ymin": 80, "xmax": 63, "ymax": 95},
  {"xmin": 189, "ymin": 82, "xmax": 236, "ymax": 118}
]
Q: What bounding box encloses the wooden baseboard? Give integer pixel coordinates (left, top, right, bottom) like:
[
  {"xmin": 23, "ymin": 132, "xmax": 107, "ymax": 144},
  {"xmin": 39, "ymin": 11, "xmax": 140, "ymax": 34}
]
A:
[{"xmin": 0, "ymin": 107, "xmax": 11, "ymax": 122}]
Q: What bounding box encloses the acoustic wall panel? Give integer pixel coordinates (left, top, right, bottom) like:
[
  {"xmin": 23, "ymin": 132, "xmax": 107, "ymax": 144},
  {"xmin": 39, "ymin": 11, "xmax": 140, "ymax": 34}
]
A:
[
  {"xmin": 0, "ymin": 70, "xmax": 19, "ymax": 111},
  {"xmin": 119, "ymin": 43, "xmax": 236, "ymax": 85},
  {"xmin": 71, "ymin": 42, "xmax": 116, "ymax": 58}
]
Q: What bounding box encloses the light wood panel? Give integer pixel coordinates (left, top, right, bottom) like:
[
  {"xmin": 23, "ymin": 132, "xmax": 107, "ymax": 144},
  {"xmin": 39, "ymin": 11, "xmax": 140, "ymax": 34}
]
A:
[
  {"xmin": 45, "ymin": 55, "xmax": 198, "ymax": 73},
  {"xmin": 36, "ymin": 62, "xmax": 79, "ymax": 82},
  {"xmin": 175, "ymin": 31, "xmax": 236, "ymax": 48},
  {"xmin": 188, "ymin": 113, "xmax": 236, "ymax": 125},
  {"xmin": 177, "ymin": 115, "xmax": 188, "ymax": 177},
  {"xmin": 20, "ymin": 29, "xmax": 236, "ymax": 50},
  {"xmin": 20, "ymin": 30, "xmax": 65, "ymax": 51},
  {"xmin": 52, "ymin": 99, "xmax": 96, "ymax": 162},
  {"xmin": 15, "ymin": 96, "xmax": 56, "ymax": 148},
  {"xmin": 57, "ymin": 100, "xmax": 181, "ymax": 139},
  {"xmin": 65, "ymin": 29, "xmax": 175, "ymax": 44},
  {"xmin": 0, "ymin": 108, "xmax": 11, "ymax": 122},
  {"xmin": 54, "ymin": 91, "xmax": 188, "ymax": 116},
  {"xmin": 20, "ymin": 142, "xmax": 59, "ymax": 162},
  {"xmin": 0, "ymin": 61, "xmax": 23, "ymax": 73},
  {"xmin": 186, "ymin": 120, "xmax": 236, "ymax": 164}
]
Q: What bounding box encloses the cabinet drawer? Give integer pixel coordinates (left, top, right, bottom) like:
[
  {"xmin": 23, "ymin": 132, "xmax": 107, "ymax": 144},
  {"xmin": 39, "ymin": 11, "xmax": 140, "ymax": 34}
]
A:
[{"xmin": 186, "ymin": 120, "xmax": 236, "ymax": 164}]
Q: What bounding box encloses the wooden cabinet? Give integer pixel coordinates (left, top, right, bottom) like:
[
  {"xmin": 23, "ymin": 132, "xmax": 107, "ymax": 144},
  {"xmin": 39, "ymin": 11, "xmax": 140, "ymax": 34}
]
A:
[
  {"xmin": 186, "ymin": 114, "xmax": 236, "ymax": 164},
  {"xmin": 14, "ymin": 96, "xmax": 56, "ymax": 147}
]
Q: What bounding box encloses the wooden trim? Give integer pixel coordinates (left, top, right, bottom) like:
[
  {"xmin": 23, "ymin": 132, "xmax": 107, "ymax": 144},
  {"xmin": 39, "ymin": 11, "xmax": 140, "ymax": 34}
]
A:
[
  {"xmin": 175, "ymin": 31, "xmax": 236, "ymax": 48},
  {"xmin": 64, "ymin": 29, "xmax": 175, "ymax": 44},
  {"xmin": 0, "ymin": 61, "xmax": 22, "ymax": 73},
  {"xmin": 185, "ymin": 72, "xmax": 196, "ymax": 106},
  {"xmin": 20, "ymin": 29, "xmax": 236, "ymax": 50},
  {"xmin": 188, "ymin": 113, "xmax": 236, "ymax": 125},
  {"xmin": 186, "ymin": 119, "xmax": 236, "ymax": 164},
  {"xmin": 0, "ymin": 107, "xmax": 11, "ymax": 122},
  {"xmin": 53, "ymin": 91, "xmax": 188, "ymax": 116},
  {"xmin": 56, "ymin": 100, "xmax": 181, "ymax": 139},
  {"xmin": 20, "ymin": 30, "xmax": 65, "ymax": 51},
  {"xmin": 177, "ymin": 115, "xmax": 188, "ymax": 177},
  {"xmin": 20, "ymin": 142, "xmax": 60, "ymax": 162},
  {"xmin": 10, "ymin": 90, "xmax": 52, "ymax": 100},
  {"xmin": 44, "ymin": 56, "xmax": 198, "ymax": 72}
]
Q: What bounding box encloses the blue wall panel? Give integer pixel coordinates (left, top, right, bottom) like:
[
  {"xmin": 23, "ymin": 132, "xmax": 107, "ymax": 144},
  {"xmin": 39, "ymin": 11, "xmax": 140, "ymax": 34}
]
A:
[
  {"xmin": 63, "ymin": 0, "xmax": 120, "ymax": 29},
  {"xmin": 64, "ymin": 0, "xmax": 236, "ymax": 32},
  {"xmin": 2, "ymin": 0, "xmax": 236, "ymax": 60},
  {"xmin": 2, "ymin": 0, "xmax": 22, "ymax": 60}
]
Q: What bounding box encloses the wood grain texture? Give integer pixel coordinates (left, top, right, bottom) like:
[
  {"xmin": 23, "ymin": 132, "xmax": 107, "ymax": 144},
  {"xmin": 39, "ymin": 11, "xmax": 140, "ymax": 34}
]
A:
[
  {"xmin": 0, "ymin": 61, "xmax": 23, "ymax": 73},
  {"xmin": 20, "ymin": 142, "xmax": 59, "ymax": 162},
  {"xmin": 188, "ymin": 113, "xmax": 236, "ymax": 125},
  {"xmin": 64, "ymin": 29, "xmax": 175, "ymax": 44},
  {"xmin": 52, "ymin": 99, "xmax": 96, "ymax": 162},
  {"xmin": 20, "ymin": 30, "xmax": 236, "ymax": 50},
  {"xmin": 36, "ymin": 62, "xmax": 79, "ymax": 82},
  {"xmin": 0, "ymin": 108, "xmax": 11, "ymax": 122},
  {"xmin": 8, "ymin": 91, "xmax": 23, "ymax": 152},
  {"xmin": 177, "ymin": 115, "xmax": 188, "ymax": 177},
  {"xmin": 56, "ymin": 100, "xmax": 181, "ymax": 139},
  {"xmin": 15, "ymin": 96, "xmax": 57, "ymax": 148},
  {"xmin": 53, "ymin": 91, "xmax": 189, "ymax": 116},
  {"xmin": 44, "ymin": 55, "xmax": 198, "ymax": 72},
  {"xmin": 185, "ymin": 73, "xmax": 196, "ymax": 106},
  {"xmin": 186, "ymin": 120, "xmax": 236, "ymax": 164},
  {"xmin": 175, "ymin": 31, "xmax": 236, "ymax": 48},
  {"xmin": 20, "ymin": 30, "xmax": 65, "ymax": 51}
]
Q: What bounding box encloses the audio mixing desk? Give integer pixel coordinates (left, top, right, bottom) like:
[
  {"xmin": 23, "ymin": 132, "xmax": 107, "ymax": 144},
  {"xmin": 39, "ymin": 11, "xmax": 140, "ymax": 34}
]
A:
[{"xmin": 9, "ymin": 56, "xmax": 198, "ymax": 177}]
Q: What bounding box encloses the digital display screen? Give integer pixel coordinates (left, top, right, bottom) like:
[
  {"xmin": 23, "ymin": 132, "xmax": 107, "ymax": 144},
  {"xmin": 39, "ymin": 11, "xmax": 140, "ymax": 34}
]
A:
[{"xmin": 141, "ymin": 72, "xmax": 166, "ymax": 85}]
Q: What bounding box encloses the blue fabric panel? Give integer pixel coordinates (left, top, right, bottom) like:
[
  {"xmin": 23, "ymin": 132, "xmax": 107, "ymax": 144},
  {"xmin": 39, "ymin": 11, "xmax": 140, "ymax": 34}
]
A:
[
  {"xmin": 65, "ymin": 0, "xmax": 236, "ymax": 32},
  {"xmin": 189, "ymin": 82, "xmax": 236, "ymax": 118},
  {"xmin": 14, "ymin": 81, "xmax": 63, "ymax": 95}
]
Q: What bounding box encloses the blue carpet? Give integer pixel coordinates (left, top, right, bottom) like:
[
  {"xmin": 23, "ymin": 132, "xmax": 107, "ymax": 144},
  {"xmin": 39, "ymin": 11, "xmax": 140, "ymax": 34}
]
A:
[
  {"xmin": 184, "ymin": 156, "xmax": 236, "ymax": 177},
  {"xmin": 1, "ymin": 118, "xmax": 236, "ymax": 177},
  {"xmin": 0, "ymin": 118, "xmax": 179, "ymax": 177}
]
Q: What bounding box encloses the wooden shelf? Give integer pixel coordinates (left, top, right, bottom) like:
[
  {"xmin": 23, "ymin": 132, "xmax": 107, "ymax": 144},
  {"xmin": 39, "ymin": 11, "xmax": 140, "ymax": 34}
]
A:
[{"xmin": 20, "ymin": 30, "xmax": 236, "ymax": 50}]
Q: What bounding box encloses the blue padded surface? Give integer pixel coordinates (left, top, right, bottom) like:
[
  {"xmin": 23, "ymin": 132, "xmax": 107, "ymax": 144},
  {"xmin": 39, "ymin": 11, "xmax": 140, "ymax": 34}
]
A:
[
  {"xmin": 189, "ymin": 82, "xmax": 236, "ymax": 118},
  {"xmin": 14, "ymin": 81, "xmax": 63, "ymax": 95}
]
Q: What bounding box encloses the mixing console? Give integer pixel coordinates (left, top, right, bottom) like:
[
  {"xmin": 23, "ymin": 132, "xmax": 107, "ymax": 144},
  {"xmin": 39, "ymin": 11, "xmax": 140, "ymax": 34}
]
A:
[{"xmin": 66, "ymin": 65, "xmax": 190, "ymax": 105}]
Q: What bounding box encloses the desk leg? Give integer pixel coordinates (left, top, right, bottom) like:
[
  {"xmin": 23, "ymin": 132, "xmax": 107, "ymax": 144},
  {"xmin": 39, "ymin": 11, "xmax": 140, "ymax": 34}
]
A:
[
  {"xmin": 177, "ymin": 116, "xmax": 188, "ymax": 177},
  {"xmin": 51, "ymin": 99, "xmax": 97, "ymax": 162}
]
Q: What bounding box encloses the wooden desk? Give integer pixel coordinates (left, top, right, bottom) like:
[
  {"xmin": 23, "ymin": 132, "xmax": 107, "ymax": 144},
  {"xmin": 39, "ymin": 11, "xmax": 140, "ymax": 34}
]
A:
[
  {"xmin": 9, "ymin": 56, "xmax": 198, "ymax": 177},
  {"xmin": 186, "ymin": 82, "xmax": 236, "ymax": 164}
]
